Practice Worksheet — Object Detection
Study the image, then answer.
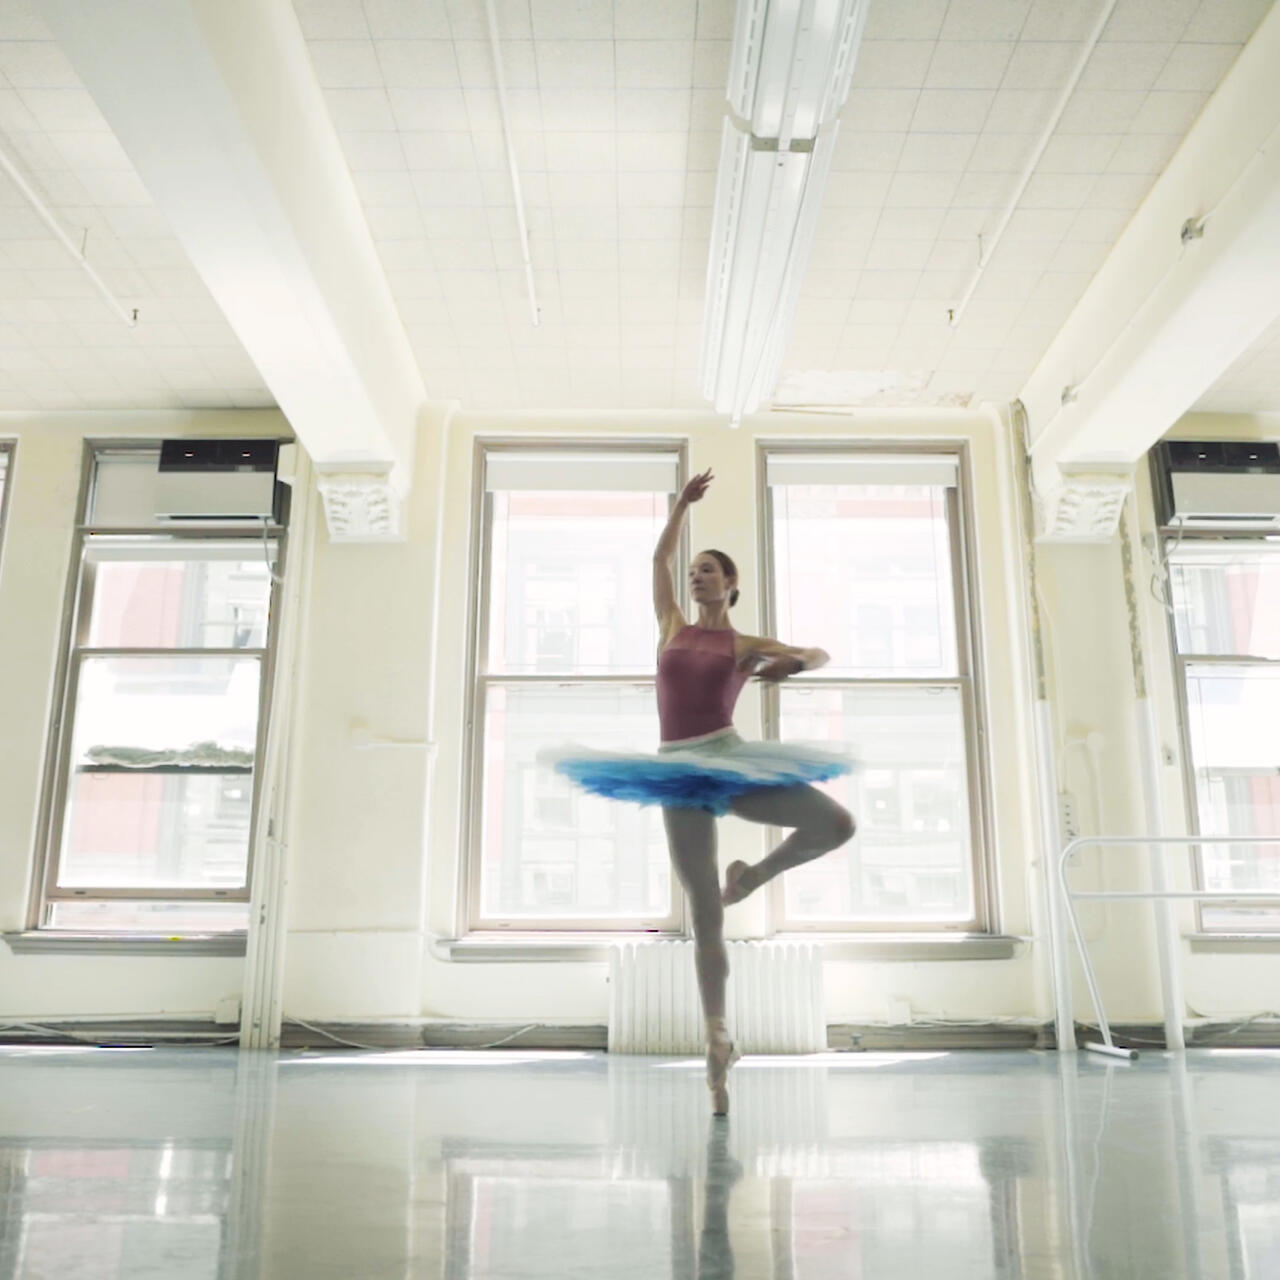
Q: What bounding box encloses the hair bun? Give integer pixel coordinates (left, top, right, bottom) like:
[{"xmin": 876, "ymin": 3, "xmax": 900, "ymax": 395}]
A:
[{"xmin": 729, "ymin": 589, "xmax": 739, "ymax": 607}]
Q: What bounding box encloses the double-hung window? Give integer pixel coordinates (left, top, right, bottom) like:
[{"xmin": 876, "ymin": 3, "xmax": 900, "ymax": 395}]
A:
[
  {"xmin": 1165, "ymin": 536, "xmax": 1280, "ymax": 932},
  {"xmin": 36, "ymin": 445, "xmax": 285, "ymax": 934},
  {"xmin": 0, "ymin": 443, "xmax": 11, "ymax": 543},
  {"xmin": 467, "ymin": 444, "xmax": 684, "ymax": 931},
  {"xmin": 761, "ymin": 447, "xmax": 990, "ymax": 931}
]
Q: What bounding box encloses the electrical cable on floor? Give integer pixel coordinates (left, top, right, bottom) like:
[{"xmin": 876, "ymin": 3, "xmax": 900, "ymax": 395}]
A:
[
  {"xmin": 283, "ymin": 1017, "xmax": 547, "ymax": 1052},
  {"xmin": 0, "ymin": 1021, "xmax": 240, "ymax": 1046}
]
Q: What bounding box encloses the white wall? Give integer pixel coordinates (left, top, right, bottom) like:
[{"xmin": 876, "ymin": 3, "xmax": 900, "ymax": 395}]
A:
[
  {"xmin": 5, "ymin": 405, "xmax": 1279, "ymax": 1034},
  {"xmin": 0, "ymin": 410, "xmax": 286, "ymax": 1019},
  {"xmin": 284, "ymin": 404, "xmax": 1048, "ymax": 1026}
]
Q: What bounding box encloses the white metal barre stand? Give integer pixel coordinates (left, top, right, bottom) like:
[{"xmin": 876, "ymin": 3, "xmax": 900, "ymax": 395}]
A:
[{"xmin": 1054, "ymin": 834, "xmax": 1280, "ymax": 1057}]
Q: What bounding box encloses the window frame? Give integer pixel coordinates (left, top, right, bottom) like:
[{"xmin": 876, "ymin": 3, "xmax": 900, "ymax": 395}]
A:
[
  {"xmin": 29, "ymin": 440, "xmax": 289, "ymax": 932},
  {"xmin": 460, "ymin": 437, "xmax": 689, "ymax": 935},
  {"xmin": 756, "ymin": 440, "xmax": 996, "ymax": 935},
  {"xmin": 1160, "ymin": 525, "xmax": 1280, "ymax": 935},
  {"xmin": 0, "ymin": 440, "xmax": 12, "ymax": 561}
]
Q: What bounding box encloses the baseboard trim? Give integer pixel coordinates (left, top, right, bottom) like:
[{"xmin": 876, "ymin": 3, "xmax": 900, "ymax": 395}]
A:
[{"xmin": 3, "ymin": 1018, "xmax": 1276, "ymax": 1052}]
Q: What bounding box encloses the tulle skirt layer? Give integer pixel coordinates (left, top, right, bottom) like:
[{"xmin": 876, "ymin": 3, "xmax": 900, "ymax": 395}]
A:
[{"xmin": 539, "ymin": 728, "xmax": 856, "ymax": 816}]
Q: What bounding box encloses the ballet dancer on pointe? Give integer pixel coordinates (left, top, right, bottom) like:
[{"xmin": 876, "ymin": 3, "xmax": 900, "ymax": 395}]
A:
[{"xmin": 545, "ymin": 468, "xmax": 856, "ymax": 1116}]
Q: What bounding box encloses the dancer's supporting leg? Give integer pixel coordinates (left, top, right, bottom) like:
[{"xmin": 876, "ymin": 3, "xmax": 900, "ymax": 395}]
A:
[
  {"xmin": 722, "ymin": 784, "xmax": 855, "ymax": 905},
  {"xmin": 663, "ymin": 805, "xmax": 740, "ymax": 1115}
]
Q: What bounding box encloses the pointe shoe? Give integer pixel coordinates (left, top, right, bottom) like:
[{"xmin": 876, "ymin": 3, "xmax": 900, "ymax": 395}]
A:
[
  {"xmin": 721, "ymin": 860, "xmax": 752, "ymax": 906},
  {"xmin": 707, "ymin": 1035, "xmax": 742, "ymax": 1117}
]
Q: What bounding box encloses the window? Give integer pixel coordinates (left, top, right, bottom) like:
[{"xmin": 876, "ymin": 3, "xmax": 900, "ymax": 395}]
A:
[
  {"xmin": 0, "ymin": 443, "xmax": 11, "ymax": 551},
  {"xmin": 1165, "ymin": 538, "xmax": 1280, "ymax": 932},
  {"xmin": 762, "ymin": 448, "xmax": 989, "ymax": 931},
  {"xmin": 466, "ymin": 445, "xmax": 683, "ymax": 930},
  {"xmin": 35, "ymin": 446, "xmax": 285, "ymax": 933}
]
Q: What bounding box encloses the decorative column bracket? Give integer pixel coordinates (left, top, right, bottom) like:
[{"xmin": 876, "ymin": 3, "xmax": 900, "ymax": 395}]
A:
[
  {"xmin": 1034, "ymin": 469, "xmax": 1133, "ymax": 543},
  {"xmin": 316, "ymin": 468, "xmax": 404, "ymax": 542}
]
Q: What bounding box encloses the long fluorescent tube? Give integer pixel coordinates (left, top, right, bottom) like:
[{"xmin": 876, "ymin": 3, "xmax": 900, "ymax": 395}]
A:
[
  {"xmin": 700, "ymin": 119, "xmax": 837, "ymax": 424},
  {"xmin": 728, "ymin": 0, "xmax": 869, "ymax": 146},
  {"xmin": 702, "ymin": 0, "xmax": 867, "ymax": 425}
]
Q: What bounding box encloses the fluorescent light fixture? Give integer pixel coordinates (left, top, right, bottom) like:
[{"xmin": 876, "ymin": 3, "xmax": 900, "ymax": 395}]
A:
[
  {"xmin": 702, "ymin": 0, "xmax": 868, "ymax": 426},
  {"xmin": 728, "ymin": 0, "xmax": 870, "ymax": 145},
  {"xmin": 700, "ymin": 119, "xmax": 837, "ymax": 425}
]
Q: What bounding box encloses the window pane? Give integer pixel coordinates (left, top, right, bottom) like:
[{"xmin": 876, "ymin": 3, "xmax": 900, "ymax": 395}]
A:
[
  {"xmin": 60, "ymin": 656, "xmax": 260, "ymax": 889},
  {"xmin": 1184, "ymin": 663, "xmax": 1280, "ymax": 928},
  {"xmin": 480, "ymin": 683, "xmax": 670, "ymax": 920},
  {"xmin": 488, "ymin": 490, "xmax": 668, "ymax": 675},
  {"xmin": 779, "ymin": 684, "xmax": 974, "ymax": 922},
  {"xmin": 1169, "ymin": 544, "xmax": 1280, "ymax": 657},
  {"xmin": 47, "ymin": 900, "xmax": 249, "ymax": 932},
  {"xmin": 85, "ymin": 540, "xmax": 273, "ymax": 649},
  {"xmin": 59, "ymin": 772, "xmax": 254, "ymax": 889},
  {"xmin": 771, "ymin": 483, "xmax": 957, "ymax": 677}
]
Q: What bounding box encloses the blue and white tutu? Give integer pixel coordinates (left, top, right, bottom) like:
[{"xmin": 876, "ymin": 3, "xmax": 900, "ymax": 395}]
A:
[{"xmin": 539, "ymin": 728, "xmax": 856, "ymax": 816}]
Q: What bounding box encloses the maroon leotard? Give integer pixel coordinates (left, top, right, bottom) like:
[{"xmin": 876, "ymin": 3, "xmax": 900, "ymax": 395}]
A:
[{"xmin": 656, "ymin": 625, "xmax": 751, "ymax": 743}]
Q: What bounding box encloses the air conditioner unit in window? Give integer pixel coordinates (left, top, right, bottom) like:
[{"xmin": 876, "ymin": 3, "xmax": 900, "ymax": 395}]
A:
[
  {"xmin": 1155, "ymin": 440, "xmax": 1280, "ymax": 530},
  {"xmin": 155, "ymin": 439, "xmax": 279, "ymax": 521}
]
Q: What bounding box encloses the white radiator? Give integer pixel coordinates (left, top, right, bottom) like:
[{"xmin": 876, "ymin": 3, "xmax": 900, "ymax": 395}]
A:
[{"xmin": 608, "ymin": 940, "xmax": 826, "ymax": 1054}]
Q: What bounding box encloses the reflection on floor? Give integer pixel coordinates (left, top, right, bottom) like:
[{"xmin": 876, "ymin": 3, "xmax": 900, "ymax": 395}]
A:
[{"xmin": 1, "ymin": 1046, "xmax": 1278, "ymax": 1278}]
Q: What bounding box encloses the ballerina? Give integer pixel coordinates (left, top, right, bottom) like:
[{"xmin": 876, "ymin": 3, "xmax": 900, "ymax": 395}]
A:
[{"xmin": 543, "ymin": 468, "xmax": 856, "ymax": 1115}]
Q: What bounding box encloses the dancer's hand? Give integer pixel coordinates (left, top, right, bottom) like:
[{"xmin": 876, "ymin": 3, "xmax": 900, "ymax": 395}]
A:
[
  {"xmin": 680, "ymin": 469, "xmax": 713, "ymax": 504},
  {"xmin": 751, "ymin": 654, "xmax": 804, "ymax": 682}
]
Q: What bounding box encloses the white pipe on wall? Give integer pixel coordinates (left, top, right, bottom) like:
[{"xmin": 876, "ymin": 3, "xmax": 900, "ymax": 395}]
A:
[
  {"xmin": 1120, "ymin": 498, "xmax": 1186, "ymax": 1050},
  {"xmin": 240, "ymin": 450, "xmax": 318, "ymax": 1050}
]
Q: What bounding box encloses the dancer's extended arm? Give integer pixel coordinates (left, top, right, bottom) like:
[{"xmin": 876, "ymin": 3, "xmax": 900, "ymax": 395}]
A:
[
  {"xmin": 653, "ymin": 468, "xmax": 711, "ymax": 627},
  {"xmin": 738, "ymin": 635, "xmax": 830, "ymax": 681}
]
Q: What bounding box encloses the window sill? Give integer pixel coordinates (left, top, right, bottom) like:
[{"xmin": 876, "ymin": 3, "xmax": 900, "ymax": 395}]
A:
[
  {"xmin": 1187, "ymin": 932, "xmax": 1280, "ymax": 954},
  {"xmin": 435, "ymin": 932, "xmax": 1023, "ymax": 963},
  {"xmin": 3, "ymin": 931, "xmax": 247, "ymax": 956}
]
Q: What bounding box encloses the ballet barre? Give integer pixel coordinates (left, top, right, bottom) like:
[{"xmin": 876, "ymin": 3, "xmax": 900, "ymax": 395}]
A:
[{"xmin": 1054, "ymin": 835, "xmax": 1280, "ymax": 1059}]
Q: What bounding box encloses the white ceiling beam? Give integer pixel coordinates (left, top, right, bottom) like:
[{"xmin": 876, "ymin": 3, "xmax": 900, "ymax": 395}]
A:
[
  {"xmin": 39, "ymin": 0, "xmax": 425, "ymax": 532},
  {"xmin": 1020, "ymin": 0, "xmax": 1280, "ymax": 526}
]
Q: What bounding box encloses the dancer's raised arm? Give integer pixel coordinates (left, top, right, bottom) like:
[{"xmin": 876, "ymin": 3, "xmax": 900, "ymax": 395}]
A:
[{"xmin": 653, "ymin": 468, "xmax": 712, "ymax": 627}]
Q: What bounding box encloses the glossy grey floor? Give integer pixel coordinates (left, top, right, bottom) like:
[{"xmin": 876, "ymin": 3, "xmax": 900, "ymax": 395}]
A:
[{"xmin": 1, "ymin": 1045, "xmax": 1278, "ymax": 1279}]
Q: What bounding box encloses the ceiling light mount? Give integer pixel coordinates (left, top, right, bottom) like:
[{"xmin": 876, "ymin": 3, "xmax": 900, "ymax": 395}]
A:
[{"xmin": 702, "ymin": 0, "xmax": 870, "ymax": 426}]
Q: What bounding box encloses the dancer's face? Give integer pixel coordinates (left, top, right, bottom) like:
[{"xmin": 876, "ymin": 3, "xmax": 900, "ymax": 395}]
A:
[{"xmin": 689, "ymin": 552, "xmax": 735, "ymax": 605}]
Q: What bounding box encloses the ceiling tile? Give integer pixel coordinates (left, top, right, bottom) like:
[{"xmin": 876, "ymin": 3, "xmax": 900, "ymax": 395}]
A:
[
  {"xmin": 535, "ymin": 39, "xmax": 615, "ymax": 88},
  {"xmin": 864, "ymin": 0, "xmax": 947, "ymax": 40},
  {"xmin": 1183, "ymin": 0, "xmax": 1273, "ymax": 43},
  {"xmin": 529, "ymin": 0, "xmax": 612, "ymax": 39},
  {"xmin": 1001, "ymin": 42, "xmax": 1080, "ymax": 90},
  {"xmin": 388, "ymin": 86, "xmax": 470, "ymax": 129},
  {"xmin": 1037, "ymin": 132, "xmax": 1121, "ymax": 173},
  {"xmin": 616, "ymin": 131, "xmax": 688, "ymax": 170},
  {"xmin": 1077, "ymin": 42, "xmax": 1175, "ymax": 93},
  {"xmin": 832, "ymin": 130, "xmax": 905, "ymax": 171},
  {"xmin": 1105, "ymin": 131, "xmax": 1181, "ymax": 173},
  {"xmin": 1129, "ymin": 90, "xmax": 1207, "ymax": 133},
  {"xmin": 850, "ymin": 41, "xmax": 935, "ymax": 90},
  {"xmin": 324, "ymin": 87, "xmax": 397, "ymax": 130},
  {"xmin": 540, "ymin": 89, "xmax": 615, "ymax": 130},
  {"xmin": 1056, "ymin": 89, "xmax": 1147, "ymax": 133},
  {"xmin": 1101, "ymin": 0, "xmax": 1199, "ymax": 42},
  {"xmin": 616, "ymin": 40, "xmax": 694, "ymax": 88},
  {"xmin": 616, "ymin": 88, "xmax": 691, "ymax": 131},
  {"xmin": 362, "ymin": 0, "xmax": 452, "ymax": 39},
  {"xmin": 925, "ymin": 41, "xmax": 1013, "ymax": 90},
  {"xmin": 374, "ymin": 39, "xmax": 462, "ymax": 87},
  {"xmin": 617, "ymin": 0, "xmax": 697, "ymax": 39},
  {"xmin": 844, "ymin": 88, "xmax": 921, "ymax": 132},
  {"xmin": 308, "ymin": 38, "xmax": 383, "ymax": 87},
  {"xmin": 896, "ymin": 132, "xmax": 977, "ymax": 172},
  {"xmin": 294, "ymin": 0, "xmax": 368, "ymax": 39}
]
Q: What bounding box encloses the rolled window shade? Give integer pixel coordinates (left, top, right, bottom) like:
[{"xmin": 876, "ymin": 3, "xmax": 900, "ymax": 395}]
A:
[
  {"xmin": 485, "ymin": 451, "xmax": 680, "ymax": 493},
  {"xmin": 766, "ymin": 453, "xmax": 958, "ymax": 488}
]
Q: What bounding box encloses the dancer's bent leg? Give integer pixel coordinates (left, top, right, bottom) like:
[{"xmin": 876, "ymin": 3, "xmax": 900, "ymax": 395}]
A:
[
  {"xmin": 663, "ymin": 805, "xmax": 741, "ymax": 1114},
  {"xmin": 722, "ymin": 784, "xmax": 855, "ymax": 904}
]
